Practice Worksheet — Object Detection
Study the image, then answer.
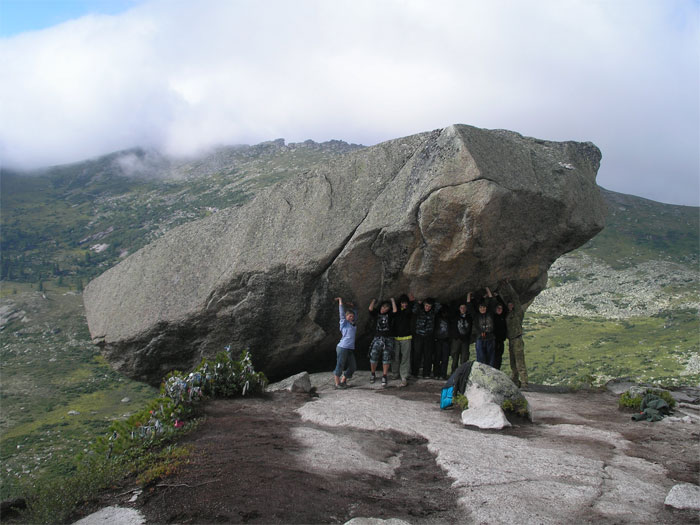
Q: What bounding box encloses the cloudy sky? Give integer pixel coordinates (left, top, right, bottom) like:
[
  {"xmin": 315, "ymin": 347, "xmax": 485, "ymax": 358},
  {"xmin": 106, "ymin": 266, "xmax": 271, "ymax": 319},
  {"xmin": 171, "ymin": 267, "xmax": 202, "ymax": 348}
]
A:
[{"xmin": 1, "ymin": 0, "xmax": 698, "ymax": 205}]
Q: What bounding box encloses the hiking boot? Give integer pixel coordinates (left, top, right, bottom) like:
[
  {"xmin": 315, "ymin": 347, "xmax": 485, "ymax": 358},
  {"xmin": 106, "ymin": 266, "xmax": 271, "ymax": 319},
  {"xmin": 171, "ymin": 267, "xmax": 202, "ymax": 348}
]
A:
[
  {"xmin": 381, "ymin": 375, "xmax": 388, "ymax": 387},
  {"xmin": 370, "ymin": 373, "xmax": 376, "ymax": 384},
  {"xmin": 400, "ymin": 379, "xmax": 408, "ymax": 387}
]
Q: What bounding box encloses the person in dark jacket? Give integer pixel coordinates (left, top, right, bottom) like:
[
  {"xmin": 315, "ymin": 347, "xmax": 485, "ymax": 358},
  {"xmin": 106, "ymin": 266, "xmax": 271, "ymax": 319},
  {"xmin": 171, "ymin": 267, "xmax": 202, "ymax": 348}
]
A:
[
  {"xmin": 467, "ymin": 288, "xmax": 498, "ymax": 367},
  {"xmin": 449, "ymin": 299, "xmax": 472, "ymax": 375},
  {"xmin": 391, "ymin": 294, "xmax": 414, "ymax": 387},
  {"xmin": 412, "ymin": 297, "xmax": 441, "ymax": 378},
  {"xmin": 368, "ymin": 297, "xmax": 397, "ymax": 387},
  {"xmin": 434, "ymin": 308, "xmax": 451, "ymax": 379},
  {"xmin": 493, "ymin": 295, "xmax": 508, "ymax": 370}
]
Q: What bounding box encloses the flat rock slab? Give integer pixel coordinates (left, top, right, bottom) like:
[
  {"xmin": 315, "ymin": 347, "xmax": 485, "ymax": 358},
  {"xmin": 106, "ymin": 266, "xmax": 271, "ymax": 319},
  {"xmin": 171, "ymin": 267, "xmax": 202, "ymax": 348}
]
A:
[
  {"xmin": 89, "ymin": 374, "xmax": 697, "ymax": 524},
  {"xmin": 298, "ymin": 374, "xmax": 699, "ymax": 524}
]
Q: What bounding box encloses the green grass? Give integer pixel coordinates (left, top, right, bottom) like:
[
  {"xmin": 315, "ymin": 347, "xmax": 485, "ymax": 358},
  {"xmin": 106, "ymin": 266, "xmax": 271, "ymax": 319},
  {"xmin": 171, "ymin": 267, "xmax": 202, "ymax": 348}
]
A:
[
  {"xmin": 500, "ymin": 311, "xmax": 700, "ymax": 387},
  {"xmin": 0, "ymin": 282, "xmax": 157, "ymax": 501},
  {"xmin": 581, "ymin": 189, "xmax": 698, "ymax": 268}
]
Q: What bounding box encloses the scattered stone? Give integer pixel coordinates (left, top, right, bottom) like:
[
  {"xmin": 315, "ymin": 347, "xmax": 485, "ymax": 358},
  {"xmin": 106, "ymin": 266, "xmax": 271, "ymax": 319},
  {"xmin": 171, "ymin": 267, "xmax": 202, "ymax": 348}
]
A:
[
  {"xmin": 671, "ymin": 389, "xmax": 700, "ymax": 404},
  {"xmin": 662, "ymin": 415, "xmax": 693, "ymax": 424},
  {"xmin": 121, "ymin": 397, "xmax": 131, "ymax": 403},
  {"xmin": 266, "ymin": 371, "xmax": 312, "ymax": 393},
  {"xmin": 664, "ymin": 483, "xmax": 700, "ymax": 511},
  {"xmin": 68, "ymin": 410, "xmax": 80, "ymax": 416},
  {"xmin": 605, "ymin": 379, "xmax": 637, "ymax": 395}
]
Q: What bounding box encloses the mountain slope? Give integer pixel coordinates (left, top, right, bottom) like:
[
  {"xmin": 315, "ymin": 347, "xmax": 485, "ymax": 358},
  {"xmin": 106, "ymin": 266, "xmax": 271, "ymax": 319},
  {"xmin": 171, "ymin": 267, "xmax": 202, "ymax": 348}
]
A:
[{"xmin": 0, "ymin": 139, "xmax": 697, "ymax": 501}]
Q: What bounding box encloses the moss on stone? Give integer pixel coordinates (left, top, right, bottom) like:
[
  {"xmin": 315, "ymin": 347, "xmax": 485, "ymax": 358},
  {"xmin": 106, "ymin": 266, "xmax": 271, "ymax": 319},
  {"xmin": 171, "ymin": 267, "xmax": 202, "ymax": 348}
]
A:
[
  {"xmin": 454, "ymin": 393, "xmax": 469, "ymax": 410},
  {"xmin": 501, "ymin": 397, "xmax": 529, "ymax": 417}
]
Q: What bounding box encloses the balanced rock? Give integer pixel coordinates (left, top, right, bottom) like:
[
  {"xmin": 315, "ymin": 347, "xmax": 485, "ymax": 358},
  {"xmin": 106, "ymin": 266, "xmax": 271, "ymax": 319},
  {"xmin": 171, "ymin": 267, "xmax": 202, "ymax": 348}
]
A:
[{"xmin": 83, "ymin": 124, "xmax": 605, "ymax": 384}]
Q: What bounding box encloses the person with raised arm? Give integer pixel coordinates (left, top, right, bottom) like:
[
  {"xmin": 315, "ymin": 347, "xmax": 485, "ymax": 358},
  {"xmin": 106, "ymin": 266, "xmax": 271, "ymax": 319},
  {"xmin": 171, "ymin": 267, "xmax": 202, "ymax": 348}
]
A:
[
  {"xmin": 368, "ymin": 297, "xmax": 397, "ymax": 387},
  {"xmin": 333, "ymin": 297, "xmax": 358, "ymax": 389}
]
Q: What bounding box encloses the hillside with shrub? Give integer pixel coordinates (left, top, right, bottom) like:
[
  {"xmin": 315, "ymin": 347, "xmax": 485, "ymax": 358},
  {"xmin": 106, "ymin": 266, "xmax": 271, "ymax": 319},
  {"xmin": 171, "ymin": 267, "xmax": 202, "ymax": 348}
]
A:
[{"xmin": 0, "ymin": 140, "xmax": 697, "ymax": 512}]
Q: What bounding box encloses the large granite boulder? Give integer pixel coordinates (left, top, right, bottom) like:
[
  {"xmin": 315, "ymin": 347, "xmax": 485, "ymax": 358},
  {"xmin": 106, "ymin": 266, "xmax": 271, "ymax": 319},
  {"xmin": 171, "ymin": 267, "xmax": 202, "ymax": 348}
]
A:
[{"xmin": 84, "ymin": 124, "xmax": 605, "ymax": 384}]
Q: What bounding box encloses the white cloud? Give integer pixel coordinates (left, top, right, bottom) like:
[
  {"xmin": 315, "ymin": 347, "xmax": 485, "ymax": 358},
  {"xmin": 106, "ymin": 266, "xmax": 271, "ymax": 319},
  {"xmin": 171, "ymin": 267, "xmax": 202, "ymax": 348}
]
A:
[{"xmin": 0, "ymin": 0, "xmax": 697, "ymax": 205}]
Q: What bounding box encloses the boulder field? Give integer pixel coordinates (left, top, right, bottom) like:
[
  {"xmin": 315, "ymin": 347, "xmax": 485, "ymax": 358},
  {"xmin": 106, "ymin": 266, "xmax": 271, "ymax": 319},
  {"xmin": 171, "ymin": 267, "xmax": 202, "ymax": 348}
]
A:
[{"xmin": 83, "ymin": 124, "xmax": 605, "ymax": 384}]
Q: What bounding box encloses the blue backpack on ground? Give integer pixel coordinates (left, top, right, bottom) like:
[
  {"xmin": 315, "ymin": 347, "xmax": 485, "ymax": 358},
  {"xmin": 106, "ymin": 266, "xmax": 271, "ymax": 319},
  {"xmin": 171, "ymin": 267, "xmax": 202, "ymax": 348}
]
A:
[
  {"xmin": 440, "ymin": 385, "xmax": 455, "ymax": 409},
  {"xmin": 440, "ymin": 361, "xmax": 473, "ymax": 410}
]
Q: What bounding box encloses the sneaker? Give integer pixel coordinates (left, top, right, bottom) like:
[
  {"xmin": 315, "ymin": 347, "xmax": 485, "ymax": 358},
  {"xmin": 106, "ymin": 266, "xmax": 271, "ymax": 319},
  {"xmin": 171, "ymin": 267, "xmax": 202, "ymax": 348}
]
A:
[
  {"xmin": 381, "ymin": 375, "xmax": 388, "ymax": 387},
  {"xmin": 370, "ymin": 373, "xmax": 376, "ymax": 384},
  {"xmin": 339, "ymin": 380, "xmax": 347, "ymax": 388},
  {"xmin": 400, "ymin": 379, "xmax": 408, "ymax": 387}
]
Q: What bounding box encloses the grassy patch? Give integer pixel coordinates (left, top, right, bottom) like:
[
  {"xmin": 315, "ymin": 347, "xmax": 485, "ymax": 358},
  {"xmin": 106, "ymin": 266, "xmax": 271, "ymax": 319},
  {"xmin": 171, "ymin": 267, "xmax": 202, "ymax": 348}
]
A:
[{"xmin": 501, "ymin": 311, "xmax": 700, "ymax": 387}]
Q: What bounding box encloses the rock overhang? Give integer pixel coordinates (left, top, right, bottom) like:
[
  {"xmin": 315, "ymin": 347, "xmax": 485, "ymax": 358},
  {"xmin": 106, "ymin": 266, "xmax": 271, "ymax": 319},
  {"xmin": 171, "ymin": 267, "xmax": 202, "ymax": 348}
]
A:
[{"xmin": 84, "ymin": 124, "xmax": 606, "ymax": 384}]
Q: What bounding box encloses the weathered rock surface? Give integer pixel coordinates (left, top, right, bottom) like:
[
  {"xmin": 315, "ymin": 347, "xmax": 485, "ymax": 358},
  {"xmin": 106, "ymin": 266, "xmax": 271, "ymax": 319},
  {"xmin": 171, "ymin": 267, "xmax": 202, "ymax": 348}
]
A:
[
  {"xmin": 664, "ymin": 483, "xmax": 700, "ymax": 510},
  {"xmin": 83, "ymin": 124, "xmax": 605, "ymax": 384},
  {"xmin": 297, "ymin": 375, "xmax": 699, "ymax": 524},
  {"xmin": 266, "ymin": 371, "xmax": 312, "ymax": 393},
  {"xmin": 460, "ymin": 362, "xmax": 530, "ymax": 429}
]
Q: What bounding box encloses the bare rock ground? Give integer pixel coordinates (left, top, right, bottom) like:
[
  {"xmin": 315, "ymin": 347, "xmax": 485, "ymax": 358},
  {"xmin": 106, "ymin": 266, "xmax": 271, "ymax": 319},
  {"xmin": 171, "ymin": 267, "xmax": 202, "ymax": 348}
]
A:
[{"xmin": 74, "ymin": 373, "xmax": 699, "ymax": 524}]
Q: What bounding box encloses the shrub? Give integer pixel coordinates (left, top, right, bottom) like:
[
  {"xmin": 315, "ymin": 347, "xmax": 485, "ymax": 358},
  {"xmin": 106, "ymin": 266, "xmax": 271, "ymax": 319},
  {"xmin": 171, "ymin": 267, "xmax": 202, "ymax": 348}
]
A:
[
  {"xmin": 501, "ymin": 398, "xmax": 529, "ymax": 417},
  {"xmin": 619, "ymin": 388, "xmax": 676, "ymax": 410},
  {"xmin": 19, "ymin": 346, "xmax": 266, "ymax": 524},
  {"xmin": 454, "ymin": 393, "xmax": 469, "ymax": 410}
]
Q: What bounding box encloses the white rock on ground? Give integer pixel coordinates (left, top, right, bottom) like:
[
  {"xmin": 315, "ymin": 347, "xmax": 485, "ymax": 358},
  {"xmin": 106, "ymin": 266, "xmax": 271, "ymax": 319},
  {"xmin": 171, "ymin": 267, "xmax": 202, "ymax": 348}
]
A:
[
  {"xmin": 297, "ymin": 377, "xmax": 680, "ymax": 524},
  {"xmin": 664, "ymin": 483, "xmax": 700, "ymax": 510},
  {"xmin": 72, "ymin": 506, "xmax": 145, "ymax": 525},
  {"xmin": 266, "ymin": 371, "xmax": 312, "ymax": 393},
  {"xmin": 460, "ymin": 383, "xmax": 511, "ymax": 429}
]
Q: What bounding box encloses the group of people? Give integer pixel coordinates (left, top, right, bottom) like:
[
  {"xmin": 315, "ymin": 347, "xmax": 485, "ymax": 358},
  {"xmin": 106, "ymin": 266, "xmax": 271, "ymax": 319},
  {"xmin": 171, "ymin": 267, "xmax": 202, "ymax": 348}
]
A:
[{"xmin": 332, "ymin": 281, "xmax": 529, "ymax": 390}]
